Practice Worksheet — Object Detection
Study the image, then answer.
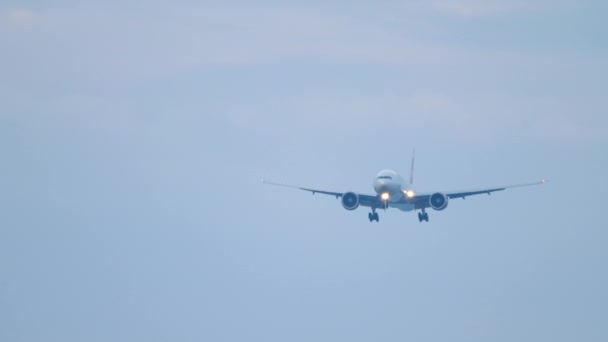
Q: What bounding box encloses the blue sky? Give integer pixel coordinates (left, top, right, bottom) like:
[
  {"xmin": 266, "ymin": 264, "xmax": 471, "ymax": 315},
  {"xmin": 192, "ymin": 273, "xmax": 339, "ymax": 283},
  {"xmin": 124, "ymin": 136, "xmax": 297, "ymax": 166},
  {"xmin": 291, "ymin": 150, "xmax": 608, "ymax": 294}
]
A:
[{"xmin": 1, "ymin": 1, "xmax": 607, "ymax": 341}]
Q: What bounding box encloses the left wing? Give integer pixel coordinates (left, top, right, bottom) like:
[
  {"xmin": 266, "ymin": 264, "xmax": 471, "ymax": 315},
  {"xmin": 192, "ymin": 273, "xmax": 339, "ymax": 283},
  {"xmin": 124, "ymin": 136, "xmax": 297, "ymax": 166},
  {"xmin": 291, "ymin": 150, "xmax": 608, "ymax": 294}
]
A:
[{"xmin": 410, "ymin": 180, "xmax": 546, "ymax": 209}]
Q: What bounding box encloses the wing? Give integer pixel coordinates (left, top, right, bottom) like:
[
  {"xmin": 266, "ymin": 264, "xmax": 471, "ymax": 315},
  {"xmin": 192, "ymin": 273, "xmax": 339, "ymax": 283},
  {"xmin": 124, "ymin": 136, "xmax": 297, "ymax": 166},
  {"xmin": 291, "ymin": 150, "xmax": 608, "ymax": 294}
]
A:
[
  {"xmin": 411, "ymin": 180, "xmax": 546, "ymax": 209},
  {"xmin": 261, "ymin": 179, "xmax": 383, "ymax": 208}
]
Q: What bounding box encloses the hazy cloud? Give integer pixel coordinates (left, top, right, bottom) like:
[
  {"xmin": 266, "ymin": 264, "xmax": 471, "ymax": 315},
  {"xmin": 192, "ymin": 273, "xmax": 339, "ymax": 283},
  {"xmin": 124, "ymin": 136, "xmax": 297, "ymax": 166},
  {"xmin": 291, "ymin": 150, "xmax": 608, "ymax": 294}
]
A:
[
  {"xmin": 226, "ymin": 90, "xmax": 607, "ymax": 143},
  {"xmin": 425, "ymin": 0, "xmax": 578, "ymax": 17},
  {"xmin": 0, "ymin": 3, "xmax": 604, "ymax": 144},
  {"xmin": 0, "ymin": 4, "xmax": 589, "ymax": 84},
  {"xmin": 2, "ymin": 8, "xmax": 34, "ymax": 24},
  {"xmin": 430, "ymin": 0, "xmax": 518, "ymax": 16}
]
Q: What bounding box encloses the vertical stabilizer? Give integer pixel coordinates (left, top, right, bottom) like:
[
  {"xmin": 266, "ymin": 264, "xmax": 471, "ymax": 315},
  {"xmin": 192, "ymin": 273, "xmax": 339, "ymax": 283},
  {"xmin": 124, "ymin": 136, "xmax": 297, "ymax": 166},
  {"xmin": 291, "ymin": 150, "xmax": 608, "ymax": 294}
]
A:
[{"xmin": 409, "ymin": 149, "xmax": 415, "ymax": 185}]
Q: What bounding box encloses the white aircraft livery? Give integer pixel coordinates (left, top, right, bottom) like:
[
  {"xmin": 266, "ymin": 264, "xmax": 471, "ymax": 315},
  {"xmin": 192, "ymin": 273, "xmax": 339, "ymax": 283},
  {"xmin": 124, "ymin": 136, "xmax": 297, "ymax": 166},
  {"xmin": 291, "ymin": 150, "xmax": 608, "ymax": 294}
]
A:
[{"xmin": 263, "ymin": 154, "xmax": 545, "ymax": 223}]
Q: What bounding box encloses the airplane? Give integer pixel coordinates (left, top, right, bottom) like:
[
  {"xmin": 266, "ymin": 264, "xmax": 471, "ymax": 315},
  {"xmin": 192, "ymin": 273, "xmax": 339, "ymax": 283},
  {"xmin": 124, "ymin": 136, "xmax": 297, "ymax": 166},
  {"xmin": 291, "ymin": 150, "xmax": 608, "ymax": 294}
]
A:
[{"xmin": 262, "ymin": 153, "xmax": 545, "ymax": 223}]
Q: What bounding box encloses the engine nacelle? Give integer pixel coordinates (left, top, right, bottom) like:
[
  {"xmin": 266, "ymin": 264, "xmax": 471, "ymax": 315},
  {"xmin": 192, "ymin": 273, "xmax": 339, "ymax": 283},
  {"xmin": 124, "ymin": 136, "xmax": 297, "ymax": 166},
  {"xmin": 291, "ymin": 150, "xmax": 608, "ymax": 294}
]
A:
[
  {"xmin": 429, "ymin": 192, "xmax": 449, "ymax": 211},
  {"xmin": 341, "ymin": 192, "xmax": 360, "ymax": 210}
]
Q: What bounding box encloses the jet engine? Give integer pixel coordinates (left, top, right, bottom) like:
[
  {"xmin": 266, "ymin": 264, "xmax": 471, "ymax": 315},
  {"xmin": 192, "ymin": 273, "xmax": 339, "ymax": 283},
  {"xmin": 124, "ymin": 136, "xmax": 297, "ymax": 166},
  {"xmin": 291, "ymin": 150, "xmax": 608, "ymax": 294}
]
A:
[
  {"xmin": 429, "ymin": 193, "xmax": 448, "ymax": 211},
  {"xmin": 341, "ymin": 192, "xmax": 360, "ymax": 210}
]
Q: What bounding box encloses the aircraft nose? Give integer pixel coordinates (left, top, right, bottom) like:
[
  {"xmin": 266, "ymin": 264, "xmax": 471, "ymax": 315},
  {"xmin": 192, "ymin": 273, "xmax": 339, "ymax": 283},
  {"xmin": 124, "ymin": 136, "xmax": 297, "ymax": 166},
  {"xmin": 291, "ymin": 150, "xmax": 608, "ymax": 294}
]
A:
[{"xmin": 374, "ymin": 179, "xmax": 387, "ymax": 193}]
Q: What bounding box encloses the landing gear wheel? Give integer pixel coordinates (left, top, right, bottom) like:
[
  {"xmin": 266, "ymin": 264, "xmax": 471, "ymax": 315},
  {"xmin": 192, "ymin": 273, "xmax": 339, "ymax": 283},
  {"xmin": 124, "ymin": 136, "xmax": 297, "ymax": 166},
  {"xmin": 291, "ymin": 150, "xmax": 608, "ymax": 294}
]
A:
[
  {"xmin": 369, "ymin": 212, "xmax": 379, "ymax": 222},
  {"xmin": 418, "ymin": 212, "xmax": 429, "ymax": 222}
]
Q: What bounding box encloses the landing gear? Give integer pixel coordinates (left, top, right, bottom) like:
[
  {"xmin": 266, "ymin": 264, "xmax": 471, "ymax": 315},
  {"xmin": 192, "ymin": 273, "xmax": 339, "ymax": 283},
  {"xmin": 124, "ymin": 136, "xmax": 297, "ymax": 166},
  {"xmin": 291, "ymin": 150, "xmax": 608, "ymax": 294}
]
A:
[
  {"xmin": 368, "ymin": 211, "xmax": 379, "ymax": 222},
  {"xmin": 418, "ymin": 210, "xmax": 429, "ymax": 222}
]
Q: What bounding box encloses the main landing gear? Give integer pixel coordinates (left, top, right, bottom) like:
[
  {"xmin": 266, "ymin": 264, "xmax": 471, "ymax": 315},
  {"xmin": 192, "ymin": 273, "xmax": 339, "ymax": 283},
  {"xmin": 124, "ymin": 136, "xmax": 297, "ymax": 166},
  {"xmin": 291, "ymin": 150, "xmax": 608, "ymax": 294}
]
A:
[
  {"xmin": 368, "ymin": 210, "xmax": 379, "ymax": 222},
  {"xmin": 418, "ymin": 210, "xmax": 429, "ymax": 222}
]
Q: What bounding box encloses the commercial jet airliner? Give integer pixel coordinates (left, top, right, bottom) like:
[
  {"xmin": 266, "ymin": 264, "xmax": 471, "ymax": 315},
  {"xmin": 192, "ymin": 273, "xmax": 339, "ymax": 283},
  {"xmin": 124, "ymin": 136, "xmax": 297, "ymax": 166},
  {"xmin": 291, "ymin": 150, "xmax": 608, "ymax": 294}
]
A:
[{"xmin": 262, "ymin": 154, "xmax": 545, "ymax": 223}]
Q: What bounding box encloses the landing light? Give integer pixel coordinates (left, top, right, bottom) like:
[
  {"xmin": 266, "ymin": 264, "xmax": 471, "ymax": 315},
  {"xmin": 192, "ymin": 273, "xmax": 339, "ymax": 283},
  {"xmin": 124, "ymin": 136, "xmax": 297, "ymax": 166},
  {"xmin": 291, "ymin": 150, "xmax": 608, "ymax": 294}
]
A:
[
  {"xmin": 380, "ymin": 192, "xmax": 390, "ymax": 201},
  {"xmin": 405, "ymin": 190, "xmax": 416, "ymax": 198}
]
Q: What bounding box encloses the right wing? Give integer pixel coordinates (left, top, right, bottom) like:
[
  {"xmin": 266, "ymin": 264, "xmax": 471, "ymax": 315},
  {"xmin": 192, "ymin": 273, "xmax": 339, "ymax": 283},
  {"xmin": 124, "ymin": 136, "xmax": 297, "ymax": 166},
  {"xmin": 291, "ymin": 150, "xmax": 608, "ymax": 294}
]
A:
[{"xmin": 261, "ymin": 179, "xmax": 383, "ymax": 208}]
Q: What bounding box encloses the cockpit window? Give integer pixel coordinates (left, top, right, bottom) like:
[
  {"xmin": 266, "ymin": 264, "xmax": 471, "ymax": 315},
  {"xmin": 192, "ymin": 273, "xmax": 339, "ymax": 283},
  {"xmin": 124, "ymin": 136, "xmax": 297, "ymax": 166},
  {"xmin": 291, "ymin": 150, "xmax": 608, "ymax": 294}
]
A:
[{"xmin": 378, "ymin": 176, "xmax": 392, "ymax": 180}]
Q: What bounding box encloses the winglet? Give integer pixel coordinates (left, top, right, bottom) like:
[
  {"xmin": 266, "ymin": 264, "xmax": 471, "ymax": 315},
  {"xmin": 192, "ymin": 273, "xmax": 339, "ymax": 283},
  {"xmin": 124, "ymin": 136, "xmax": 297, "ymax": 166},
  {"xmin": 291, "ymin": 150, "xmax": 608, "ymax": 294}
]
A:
[
  {"xmin": 504, "ymin": 179, "xmax": 548, "ymax": 189},
  {"xmin": 260, "ymin": 179, "xmax": 302, "ymax": 190}
]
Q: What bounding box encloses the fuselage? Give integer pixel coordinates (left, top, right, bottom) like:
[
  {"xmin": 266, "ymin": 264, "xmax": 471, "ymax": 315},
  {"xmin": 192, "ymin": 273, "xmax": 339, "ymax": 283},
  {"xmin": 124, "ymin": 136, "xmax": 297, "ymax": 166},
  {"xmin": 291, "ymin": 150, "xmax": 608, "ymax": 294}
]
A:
[{"xmin": 373, "ymin": 170, "xmax": 416, "ymax": 211}]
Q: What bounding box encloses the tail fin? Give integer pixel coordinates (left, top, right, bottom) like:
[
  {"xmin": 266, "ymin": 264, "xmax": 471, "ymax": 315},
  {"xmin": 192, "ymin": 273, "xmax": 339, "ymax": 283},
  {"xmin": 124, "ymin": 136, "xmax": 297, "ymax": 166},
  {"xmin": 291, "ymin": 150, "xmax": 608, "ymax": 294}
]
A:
[{"xmin": 409, "ymin": 149, "xmax": 415, "ymax": 185}]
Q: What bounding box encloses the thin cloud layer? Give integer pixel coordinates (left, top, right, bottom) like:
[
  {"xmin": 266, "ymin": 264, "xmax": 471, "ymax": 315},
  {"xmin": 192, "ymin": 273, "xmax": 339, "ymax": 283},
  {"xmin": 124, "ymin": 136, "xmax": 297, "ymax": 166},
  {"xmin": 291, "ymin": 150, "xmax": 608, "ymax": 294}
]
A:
[
  {"xmin": 0, "ymin": 3, "xmax": 605, "ymax": 144},
  {"xmin": 425, "ymin": 0, "xmax": 578, "ymax": 17},
  {"xmin": 430, "ymin": 0, "xmax": 519, "ymax": 16},
  {"xmin": 226, "ymin": 91, "xmax": 607, "ymax": 143},
  {"xmin": 0, "ymin": 4, "xmax": 584, "ymax": 82}
]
